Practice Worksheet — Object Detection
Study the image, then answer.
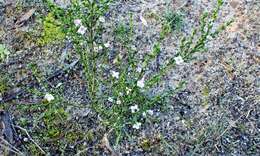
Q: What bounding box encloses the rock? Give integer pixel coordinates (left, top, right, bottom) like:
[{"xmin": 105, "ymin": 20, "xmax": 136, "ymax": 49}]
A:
[{"xmin": 230, "ymin": 0, "xmax": 240, "ymax": 9}]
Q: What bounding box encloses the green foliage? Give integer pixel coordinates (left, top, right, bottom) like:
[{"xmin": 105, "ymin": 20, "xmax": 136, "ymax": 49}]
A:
[
  {"xmin": 114, "ymin": 22, "xmax": 131, "ymax": 44},
  {"xmin": 160, "ymin": 11, "xmax": 183, "ymax": 39},
  {"xmin": 0, "ymin": 44, "xmax": 10, "ymax": 63},
  {"xmin": 178, "ymin": 1, "xmax": 232, "ymax": 61},
  {"xmin": 38, "ymin": 12, "xmax": 65, "ymax": 45},
  {"xmin": 0, "ymin": 73, "xmax": 9, "ymax": 95},
  {"xmin": 43, "ymin": 104, "xmax": 68, "ymax": 138}
]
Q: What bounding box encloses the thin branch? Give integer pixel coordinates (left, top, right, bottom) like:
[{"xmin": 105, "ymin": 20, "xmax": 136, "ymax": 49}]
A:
[
  {"xmin": 15, "ymin": 125, "xmax": 46, "ymax": 155},
  {"xmin": 0, "ymin": 137, "xmax": 24, "ymax": 155}
]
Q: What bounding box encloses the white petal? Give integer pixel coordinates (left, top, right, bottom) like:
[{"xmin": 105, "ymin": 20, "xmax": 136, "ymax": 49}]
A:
[
  {"xmin": 140, "ymin": 15, "xmax": 148, "ymax": 27},
  {"xmin": 108, "ymin": 97, "xmax": 113, "ymax": 102},
  {"xmin": 99, "ymin": 16, "xmax": 105, "ymax": 23},
  {"xmin": 130, "ymin": 105, "xmax": 139, "ymax": 113},
  {"xmin": 74, "ymin": 19, "xmax": 81, "ymax": 26},
  {"xmin": 77, "ymin": 25, "xmax": 87, "ymax": 35},
  {"xmin": 137, "ymin": 77, "xmax": 145, "ymax": 88},
  {"xmin": 136, "ymin": 66, "xmax": 142, "ymax": 73},
  {"xmin": 111, "ymin": 71, "xmax": 119, "ymax": 79},
  {"xmin": 104, "ymin": 42, "xmax": 110, "ymax": 48},
  {"xmin": 44, "ymin": 93, "xmax": 55, "ymax": 102},
  {"xmin": 147, "ymin": 110, "xmax": 154, "ymax": 115},
  {"xmin": 116, "ymin": 99, "xmax": 121, "ymax": 105},
  {"xmin": 133, "ymin": 122, "xmax": 141, "ymax": 129},
  {"xmin": 126, "ymin": 87, "xmax": 132, "ymax": 95},
  {"xmin": 174, "ymin": 56, "xmax": 184, "ymax": 65}
]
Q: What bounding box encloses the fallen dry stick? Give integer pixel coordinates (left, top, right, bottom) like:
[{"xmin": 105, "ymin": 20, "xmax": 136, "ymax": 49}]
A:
[{"xmin": 15, "ymin": 125, "xmax": 46, "ymax": 155}]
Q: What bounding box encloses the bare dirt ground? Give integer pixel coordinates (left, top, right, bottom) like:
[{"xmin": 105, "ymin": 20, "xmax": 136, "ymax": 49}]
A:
[{"xmin": 0, "ymin": 0, "xmax": 259, "ymax": 155}]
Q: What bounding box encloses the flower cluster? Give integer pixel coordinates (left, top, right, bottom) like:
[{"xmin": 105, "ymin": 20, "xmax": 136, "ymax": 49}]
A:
[
  {"xmin": 129, "ymin": 104, "xmax": 154, "ymax": 129},
  {"xmin": 74, "ymin": 19, "xmax": 87, "ymax": 35}
]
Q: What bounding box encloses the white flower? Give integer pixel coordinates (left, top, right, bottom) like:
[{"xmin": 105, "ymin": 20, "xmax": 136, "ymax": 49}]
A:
[
  {"xmin": 140, "ymin": 15, "xmax": 148, "ymax": 27},
  {"xmin": 174, "ymin": 56, "xmax": 184, "ymax": 65},
  {"xmin": 126, "ymin": 87, "xmax": 132, "ymax": 95},
  {"xmin": 104, "ymin": 42, "xmax": 110, "ymax": 48},
  {"xmin": 119, "ymin": 92, "xmax": 123, "ymax": 96},
  {"xmin": 77, "ymin": 25, "xmax": 87, "ymax": 35},
  {"xmin": 137, "ymin": 77, "xmax": 145, "ymax": 88},
  {"xmin": 116, "ymin": 99, "xmax": 121, "ymax": 105},
  {"xmin": 98, "ymin": 45, "xmax": 103, "ymax": 50},
  {"xmin": 142, "ymin": 110, "xmax": 153, "ymax": 117},
  {"xmin": 94, "ymin": 46, "xmax": 99, "ymax": 51},
  {"xmin": 133, "ymin": 122, "xmax": 141, "ymax": 129},
  {"xmin": 99, "ymin": 16, "xmax": 106, "ymax": 23},
  {"xmin": 108, "ymin": 97, "xmax": 113, "ymax": 102},
  {"xmin": 136, "ymin": 66, "xmax": 142, "ymax": 73},
  {"xmin": 44, "ymin": 93, "xmax": 55, "ymax": 102},
  {"xmin": 130, "ymin": 105, "xmax": 139, "ymax": 113},
  {"xmin": 111, "ymin": 71, "xmax": 119, "ymax": 79},
  {"xmin": 74, "ymin": 19, "xmax": 81, "ymax": 26},
  {"xmin": 147, "ymin": 110, "xmax": 154, "ymax": 115}
]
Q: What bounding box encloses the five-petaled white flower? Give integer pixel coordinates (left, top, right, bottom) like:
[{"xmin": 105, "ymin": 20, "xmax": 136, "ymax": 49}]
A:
[
  {"xmin": 137, "ymin": 77, "xmax": 145, "ymax": 88},
  {"xmin": 126, "ymin": 87, "xmax": 132, "ymax": 95},
  {"xmin": 104, "ymin": 42, "xmax": 110, "ymax": 48},
  {"xmin": 44, "ymin": 93, "xmax": 55, "ymax": 102},
  {"xmin": 116, "ymin": 99, "xmax": 122, "ymax": 105},
  {"xmin": 74, "ymin": 19, "xmax": 81, "ymax": 26},
  {"xmin": 136, "ymin": 66, "xmax": 142, "ymax": 73},
  {"xmin": 147, "ymin": 110, "xmax": 154, "ymax": 115},
  {"xmin": 77, "ymin": 25, "xmax": 87, "ymax": 35},
  {"xmin": 111, "ymin": 71, "xmax": 119, "ymax": 79},
  {"xmin": 174, "ymin": 56, "xmax": 184, "ymax": 65},
  {"xmin": 130, "ymin": 105, "xmax": 139, "ymax": 113},
  {"xmin": 142, "ymin": 109, "xmax": 154, "ymax": 117},
  {"xmin": 108, "ymin": 97, "xmax": 113, "ymax": 102},
  {"xmin": 99, "ymin": 16, "xmax": 106, "ymax": 23},
  {"xmin": 133, "ymin": 122, "xmax": 141, "ymax": 129}
]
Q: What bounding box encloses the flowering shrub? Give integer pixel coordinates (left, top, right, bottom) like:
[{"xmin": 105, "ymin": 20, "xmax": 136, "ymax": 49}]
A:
[{"xmin": 46, "ymin": 0, "xmax": 232, "ymax": 144}]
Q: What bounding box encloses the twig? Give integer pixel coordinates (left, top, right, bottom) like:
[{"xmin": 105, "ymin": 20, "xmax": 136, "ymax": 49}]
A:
[
  {"xmin": 100, "ymin": 129, "xmax": 119, "ymax": 156},
  {"xmin": 15, "ymin": 125, "xmax": 46, "ymax": 155},
  {"xmin": 215, "ymin": 110, "xmax": 249, "ymax": 140},
  {"xmin": 0, "ymin": 143, "xmax": 21, "ymax": 156},
  {"xmin": 0, "ymin": 137, "xmax": 24, "ymax": 156},
  {"xmin": 75, "ymin": 146, "xmax": 93, "ymax": 156}
]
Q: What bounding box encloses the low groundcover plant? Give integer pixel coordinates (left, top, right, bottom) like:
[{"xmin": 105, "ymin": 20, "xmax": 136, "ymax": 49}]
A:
[{"xmin": 45, "ymin": 0, "xmax": 232, "ymax": 144}]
